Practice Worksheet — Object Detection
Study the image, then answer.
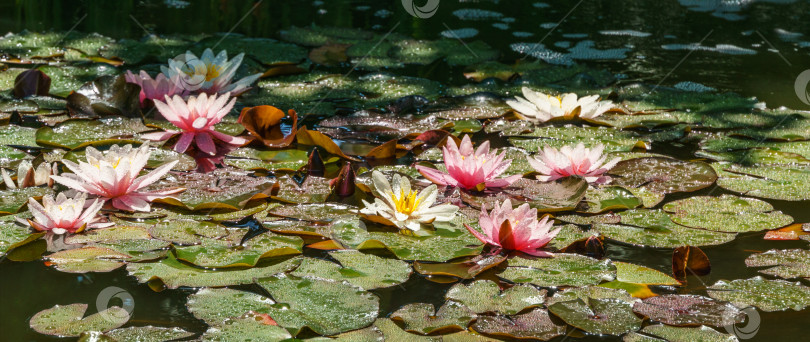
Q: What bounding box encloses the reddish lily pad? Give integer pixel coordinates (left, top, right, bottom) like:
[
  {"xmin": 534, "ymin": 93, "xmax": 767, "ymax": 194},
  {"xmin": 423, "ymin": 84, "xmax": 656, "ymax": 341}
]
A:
[
  {"xmin": 460, "ymin": 178, "xmax": 588, "ymax": 212},
  {"xmin": 632, "ymin": 295, "xmax": 744, "ymax": 327},
  {"xmin": 150, "ymin": 167, "xmax": 273, "ymax": 210},
  {"xmin": 470, "ymin": 308, "xmax": 567, "ymax": 341},
  {"xmin": 608, "ymin": 157, "xmax": 717, "ymax": 195},
  {"xmin": 626, "ymin": 325, "xmax": 740, "ymax": 342}
]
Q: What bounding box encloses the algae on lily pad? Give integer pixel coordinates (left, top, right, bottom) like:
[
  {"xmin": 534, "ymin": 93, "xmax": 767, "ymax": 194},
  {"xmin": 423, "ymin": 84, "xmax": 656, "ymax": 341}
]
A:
[
  {"xmin": 663, "ymin": 194, "xmax": 793, "ymax": 233},
  {"xmin": 498, "ymin": 253, "xmax": 616, "ymax": 287}
]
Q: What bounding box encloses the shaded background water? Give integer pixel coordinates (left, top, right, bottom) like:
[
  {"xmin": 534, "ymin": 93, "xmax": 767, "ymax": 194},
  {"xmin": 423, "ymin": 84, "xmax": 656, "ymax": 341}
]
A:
[{"xmin": 1, "ymin": 0, "xmax": 809, "ymax": 341}]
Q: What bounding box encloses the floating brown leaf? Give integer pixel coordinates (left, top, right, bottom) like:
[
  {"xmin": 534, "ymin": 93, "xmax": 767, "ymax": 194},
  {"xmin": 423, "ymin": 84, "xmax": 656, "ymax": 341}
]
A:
[
  {"xmin": 238, "ymin": 105, "xmax": 298, "ymax": 148},
  {"xmin": 14, "ymin": 69, "xmax": 50, "ymax": 98},
  {"xmin": 672, "ymin": 246, "xmax": 711, "ymax": 281}
]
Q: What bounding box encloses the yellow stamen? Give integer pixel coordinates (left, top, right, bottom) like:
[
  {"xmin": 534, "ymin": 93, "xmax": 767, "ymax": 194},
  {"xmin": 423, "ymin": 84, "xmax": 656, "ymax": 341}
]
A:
[{"xmin": 391, "ymin": 189, "xmax": 421, "ymax": 215}]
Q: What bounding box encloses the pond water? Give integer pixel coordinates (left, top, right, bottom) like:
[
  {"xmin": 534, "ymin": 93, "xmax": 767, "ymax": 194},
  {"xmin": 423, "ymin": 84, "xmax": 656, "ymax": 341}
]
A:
[{"xmin": 1, "ymin": 0, "xmax": 809, "ymax": 341}]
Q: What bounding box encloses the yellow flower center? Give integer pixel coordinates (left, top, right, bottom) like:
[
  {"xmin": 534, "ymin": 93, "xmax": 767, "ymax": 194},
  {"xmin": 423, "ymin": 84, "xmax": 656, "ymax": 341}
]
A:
[
  {"xmin": 184, "ymin": 63, "xmax": 221, "ymax": 82},
  {"xmin": 392, "ymin": 189, "xmax": 421, "ymax": 215}
]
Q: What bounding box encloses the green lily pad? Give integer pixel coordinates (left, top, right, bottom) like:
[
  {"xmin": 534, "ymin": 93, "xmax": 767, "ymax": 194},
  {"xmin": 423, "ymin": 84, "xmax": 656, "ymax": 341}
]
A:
[
  {"xmin": 0, "ymin": 218, "xmax": 41, "ymax": 257},
  {"xmin": 0, "ymin": 125, "xmax": 37, "ymax": 166},
  {"xmin": 578, "ymin": 186, "xmax": 641, "ymax": 213},
  {"xmin": 98, "ymin": 326, "xmax": 195, "ymax": 342},
  {"xmin": 46, "ymin": 246, "xmax": 131, "ymax": 273},
  {"xmin": 225, "ymin": 148, "xmax": 309, "ymax": 172},
  {"xmin": 174, "ymin": 233, "xmax": 303, "ymax": 268},
  {"xmin": 126, "ymin": 254, "xmax": 301, "ymax": 289},
  {"xmin": 268, "ymin": 203, "xmax": 356, "ymax": 222},
  {"xmin": 700, "ymin": 136, "xmax": 810, "ymax": 159},
  {"xmin": 745, "ymin": 249, "xmax": 810, "ymax": 280},
  {"xmin": 711, "ymin": 163, "xmax": 810, "ymax": 201},
  {"xmin": 548, "ymin": 224, "xmax": 595, "ymax": 250},
  {"xmin": 595, "ymin": 210, "xmax": 737, "ymax": 248},
  {"xmin": 628, "ymin": 324, "xmax": 740, "ymax": 342},
  {"xmin": 662, "ymin": 194, "xmax": 793, "ymax": 233},
  {"xmin": 292, "ymin": 250, "xmax": 411, "ymax": 290},
  {"xmin": 546, "ymin": 286, "xmax": 637, "ymax": 306},
  {"xmin": 613, "ymin": 261, "xmax": 680, "ymax": 285},
  {"xmin": 373, "ymin": 318, "xmax": 437, "ymax": 341},
  {"xmin": 96, "ymin": 239, "xmax": 170, "ymax": 262},
  {"xmin": 29, "ymin": 303, "xmax": 129, "ymax": 337},
  {"xmin": 608, "ymin": 157, "xmax": 717, "ymax": 194},
  {"xmin": 150, "ymin": 220, "xmax": 228, "ymax": 245},
  {"xmin": 257, "ymin": 274, "xmax": 380, "ymax": 336},
  {"xmin": 390, "ymin": 301, "xmax": 476, "ymax": 335},
  {"xmin": 498, "ymin": 253, "xmax": 616, "ymax": 287},
  {"xmin": 35, "ymin": 117, "xmax": 148, "ymax": 149},
  {"xmin": 270, "ymin": 176, "xmax": 332, "ymax": 204},
  {"xmin": 633, "ymin": 294, "xmax": 744, "ymax": 327},
  {"xmin": 194, "ymin": 36, "xmax": 307, "ymax": 64},
  {"xmin": 151, "ymin": 167, "xmax": 273, "ymax": 210},
  {"xmin": 470, "ymin": 308, "xmax": 566, "ymax": 341},
  {"xmin": 510, "ymin": 126, "xmax": 649, "ymax": 153},
  {"xmin": 707, "ymin": 276, "xmax": 810, "ymax": 312},
  {"xmin": 199, "ymin": 313, "xmax": 293, "ymax": 341},
  {"xmin": 548, "ymin": 298, "xmax": 642, "ymax": 335},
  {"xmin": 0, "ymin": 186, "xmax": 52, "ymax": 214},
  {"xmin": 99, "ymin": 35, "xmax": 195, "ymax": 65},
  {"xmin": 40, "ymin": 64, "xmax": 118, "ymax": 97},
  {"xmin": 64, "ymin": 226, "xmax": 151, "ymax": 244},
  {"xmin": 332, "ymin": 218, "xmax": 482, "ymax": 262},
  {"xmin": 445, "ymin": 280, "xmax": 546, "ymax": 315},
  {"xmin": 187, "ymin": 288, "xmax": 275, "ymax": 326}
]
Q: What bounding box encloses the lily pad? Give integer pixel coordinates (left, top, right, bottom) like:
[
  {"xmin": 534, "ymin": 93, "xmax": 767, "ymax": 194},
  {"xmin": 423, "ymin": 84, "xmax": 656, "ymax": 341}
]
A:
[
  {"xmin": 608, "ymin": 157, "xmax": 717, "ymax": 194},
  {"xmin": 257, "ymin": 274, "xmax": 380, "ymax": 336},
  {"xmin": 546, "ymin": 286, "xmax": 637, "ymax": 306},
  {"xmin": 0, "ymin": 218, "xmax": 41, "ymax": 257},
  {"xmin": 0, "ymin": 186, "xmax": 51, "ymax": 214},
  {"xmin": 151, "ymin": 167, "xmax": 273, "ymax": 210},
  {"xmin": 662, "ymin": 194, "xmax": 793, "ymax": 233},
  {"xmin": 292, "ymin": 250, "xmax": 411, "ymax": 290},
  {"xmin": 628, "ymin": 324, "xmax": 740, "ymax": 342},
  {"xmin": 126, "ymin": 254, "xmax": 301, "ymax": 289},
  {"xmin": 187, "ymin": 288, "xmax": 276, "ymax": 326},
  {"xmin": 46, "ymin": 247, "xmax": 131, "ymax": 273},
  {"xmin": 578, "ymin": 186, "xmax": 642, "ymax": 213},
  {"xmin": 745, "ymin": 249, "xmax": 810, "ymax": 280},
  {"xmin": 595, "ymin": 210, "xmax": 737, "ymax": 248},
  {"xmin": 199, "ymin": 313, "xmax": 293, "ymax": 341},
  {"xmin": 498, "ymin": 253, "xmax": 616, "ymax": 287},
  {"xmin": 174, "ymin": 233, "xmax": 303, "ymax": 268},
  {"xmin": 548, "ymin": 298, "xmax": 642, "ymax": 335},
  {"xmin": 614, "ymin": 261, "xmax": 680, "ymax": 285},
  {"xmin": 707, "ymin": 277, "xmax": 810, "ymax": 312},
  {"xmin": 332, "ymin": 218, "xmax": 482, "ymax": 262},
  {"xmin": 35, "ymin": 117, "xmax": 148, "ymax": 149},
  {"xmin": 390, "ymin": 301, "xmax": 476, "ymax": 335},
  {"xmin": 460, "ymin": 178, "xmax": 588, "ymax": 212},
  {"xmin": 29, "ymin": 303, "xmax": 129, "ymax": 337},
  {"xmin": 470, "ymin": 308, "xmax": 566, "ymax": 341},
  {"xmin": 711, "ymin": 163, "xmax": 810, "ymax": 201},
  {"xmin": 445, "ymin": 280, "xmax": 547, "ymax": 315},
  {"xmin": 150, "ymin": 220, "xmax": 228, "ymax": 245},
  {"xmin": 100, "ymin": 326, "xmax": 195, "ymax": 342},
  {"xmin": 510, "ymin": 126, "xmax": 649, "ymax": 153},
  {"xmin": 633, "ymin": 295, "xmax": 744, "ymax": 327}
]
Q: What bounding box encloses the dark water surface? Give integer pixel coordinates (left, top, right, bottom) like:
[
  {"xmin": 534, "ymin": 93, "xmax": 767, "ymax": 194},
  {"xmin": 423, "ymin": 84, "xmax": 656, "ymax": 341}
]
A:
[{"xmin": 1, "ymin": 0, "xmax": 809, "ymax": 341}]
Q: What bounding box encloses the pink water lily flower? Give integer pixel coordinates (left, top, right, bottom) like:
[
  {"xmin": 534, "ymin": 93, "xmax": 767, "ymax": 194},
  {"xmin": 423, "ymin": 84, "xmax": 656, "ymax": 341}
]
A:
[
  {"xmin": 465, "ymin": 199, "xmax": 560, "ymax": 257},
  {"xmin": 50, "ymin": 144, "xmax": 184, "ymax": 212},
  {"xmin": 124, "ymin": 70, "xmax": 188, "ymax": 108},
  {"xmin": 529, "ymin": 143, "xmax": 620, "ymax": 184},
  {"xmin": 416, "ymin": 135, "xmax": 521, "ymax": 191},
  {"xmin": 143, "ymin": 92, "xmax": 248, "ymax": 156},
  {"xmin": 22, "ymin": 193, "xmax": 112, "ymax": 235}
]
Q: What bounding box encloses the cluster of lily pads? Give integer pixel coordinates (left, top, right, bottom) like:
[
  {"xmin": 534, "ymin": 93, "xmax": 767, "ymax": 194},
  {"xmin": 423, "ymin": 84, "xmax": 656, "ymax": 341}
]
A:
[{"xmin": 1, "ymin": 26, "xmax": 809, "ymax": 341}]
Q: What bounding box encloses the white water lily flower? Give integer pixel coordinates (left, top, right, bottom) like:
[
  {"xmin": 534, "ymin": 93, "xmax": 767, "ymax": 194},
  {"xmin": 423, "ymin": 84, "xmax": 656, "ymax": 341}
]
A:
[
  {"xmin": 21, "ymin": 193, "xmax": 112, "ymax": 235},
  {"xmin": 360, "ymin": 171, "xmax": 459, "ymax": 232},
  {"xmin": 2, "ymin": 161, "xmax": 57, "ymax": 189},
  {"xmin": 162, "ymin": 48, "xmax": 261, "ymax": 95},
  {"xmin": 506, "ymin": 87, "xmax": 614, "ymax": 122}
]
